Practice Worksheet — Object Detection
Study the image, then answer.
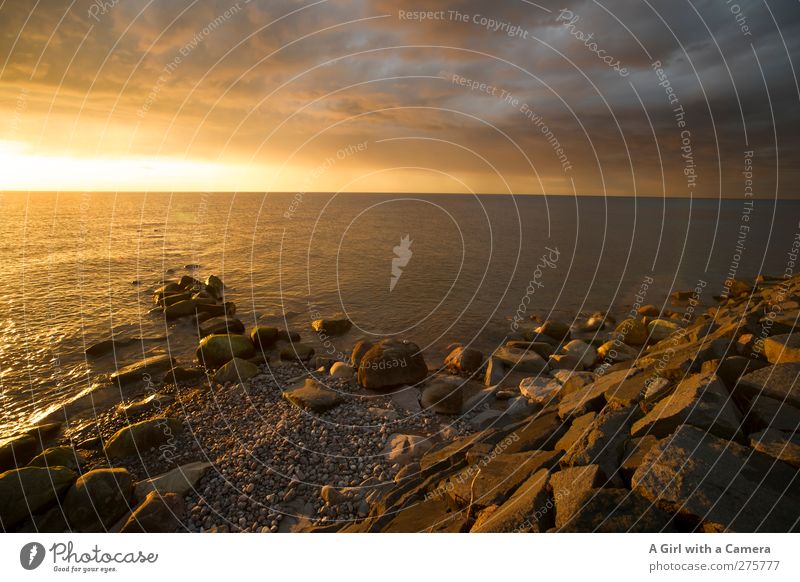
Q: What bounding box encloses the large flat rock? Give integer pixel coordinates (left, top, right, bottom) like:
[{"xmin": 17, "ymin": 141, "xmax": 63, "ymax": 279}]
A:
[
  {"xmin": 470, "ymin": 469, "xmax": 552, "ymax": 532},
  {"xmin": 736, "ymin": 363, "xmax": 800, "ymax": 408},
  {"xmin": 557, "ymin": 488, "xmax": 675, "ymax": 532},
  {"xmin": 632, "ymin": 424, "xmax": 800, "ymax": 532}
]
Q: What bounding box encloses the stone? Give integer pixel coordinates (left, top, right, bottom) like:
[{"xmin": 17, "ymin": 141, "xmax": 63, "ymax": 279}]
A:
[
  {"xmin": 164, "ymin": 299, "xmax": 198, "ymax": 319},
  {"xmin": 213, "ymin": 357, "xmax": 259, "ymax": 384},
  {"xmin": 504, "ymin": 396, "xmax": 537, "ymax": 417},
  {"xmin": 390, "ymin": 388, "xmax": 421, "ymax": 412},
  {"xmin": 550, "ymin": 464, "xmax": 604, "ymax": 528},
  {"xmin": 519, "ymin": 376, "xmax": 561, "ymax": 404},
  {"xmin": 615, "ymin": 318, "xmax": 649, "ymax": 346},
  {"xmin": 548, "ymin": 353, "xmax": 583, "ymax": 371},
  {"xmin": 620, "ymin": 435, "xmax": 660, "ymax": 482},
  {"xmin": 119, "ymin": 393, "xmax": 174, "ymax": 416},
  {"xmin": 159, "ymin": 291, "xmax": 192, "ymax": 307},
  {"xmin": 763, "ymin": 334, "xmax": 800, "ymax": 364},
  {"xmin": 558, "ymin": 382, "xmax": 609, "ymax": 419},
  {"xmin": 110, "ymin": 354, "xmax": 175, "ymax": 385},
  {"xmin": 85, "ymin": 337, "xmax": 136, "ymax": 357},
  {"xmin": 64, "ymin": 468, "xmax": 133, "ymax": 531},
  {"xmin": 311, "ymin": 318, "xmax": 352, "ymax": 335},
  {"xmin": 562, "ymin": 339, "xmax": 598, "ymax": 368},
  {"xmin": 647, "ymin": 319, "xmax": 681, "ymax": 342},
  {"xmin": 561, "ymin": 406, "xmax": 635, "ymax": 481},
  {"xmin": 749, "ymin": 428, "xmax": 800, "ymax": 468},
  {"xmin": 282, "ymin": 379, "xmax": 343, "ymax": 412},
  {"xmin": 537, "ymin": 320, "xmax": 571, "ymax": 341},
  {"xmin": 279, "ymin": 343, "xmax": 315, "ymax": 362},
  {"xmin": 119, "ymin": 491, "xmax": 184, "ymax": 533},
  {"xmin": 199, "ymin": 316, "xmax": 244, "ymax": 337},
  {"xmin": 631, "ymin": 373, "xmax": 743, "ymax": 441},
  {"xmin": 350, "ymin": 339, "xmax": 374, "ymax": 367},
  {"xmin": 329, "ymin": 362, "xmax": 354, "ymax": 379},
  {"xmin": 320, "ymin": 485, "xmax": 346, "ymax": 505},
  {"xmin": 357, "ymin": 339, "xmax": 428, "ymax": 390},
  {"xmin": 380, "ymin": 498, "xmax": 466, "ymax": 532},
  {"xmin": 633, "ymin": 424, "xmax": 800, "ymax": 532},
  {"xmin": 557, "ymin": 489, "xmax": 675, "ymax": 532},
  {"xmin": 740, "ymin": 394, "xmax": 800, "ymax": 432},
  {"xmin": 196, "ymin": 334, "xmax": 255, "ymax": 367},
  {"xmin": 276, "ymin": 329, "xmax": 301, "ymax": 342},
  {"xmin": 506, "ymin": 341, "xmax": 554, "ymax": 359},
  {"xmin": 499, "ymin": 410, "xmax": 568, "ymax": 454},
  {"xmin": 420, "ymin": 377, "xmax": 463, "ymax": 414},
  {"xmin": 27, "ymin": 447, "xmax": 84, "ymax": 472},
  {"xmin": 597, "ymin": 340, "xmax": 639, "ymax": 363},
  {"xmin": 153, "ymin": 282, "xmax": 181, "ymax": 302},
  {"xmin": 555, "ymin": 370, "xmax": 596, "ymax": 399},
  {"xmin": 470, "ymin": 469, "xmax": 552, "ymax": 532},
  {"xmin": 443, "ymin": 346, "xmax": 484, "ymax": 374},
  {"xmin": 104, "ymin": 417, "xmax": 184, "ymax": 459},
  {"xmin": 493, "ymin": 346, "xmax": 548, "ymax": 373},
  {"xmin": 163, "ymin": 366, "xmax": 205, "ymax": 384},
  {"xmin": 0, "ymin": 466, "xmax": 76, "ymax": 529},
  {"xmin": 555, "ymin": 411, "xmax": 596, "ymax": 453},
  {"xmin": 642, "ymin": 377, "xmax": 673, "ymax": 406},
  {"xmin": 382, "ymin": 434, "xmax": 435, "ymax": 465},
  {"xmin": 16, "ymin": 505, "xmax": 70, "ymax": 533},
  {"xmin": 484, "ymin": 356, "xmax": 506, "ymax": 386},
  {"xmin": 0, "ymin": 435, "xmax": 39, "ymax": 472},
  {"xmin": 735, "ymin": 363, "xmax": 800, "ymax": 408},
  {"xmin": 638, "ymin": 304, "xmax": 661, "ymax": 317},
  {"xmin": 133, "ymin": 461, "xmax": 213, "ymax": 500},
  {"xmin": 250, "ymin": 326, "xmax": 279, "ymax": 349},
  {"xmin": 204, "ymin": 275, "xmax": 224, "ymax": 298},
  {"xmin": 444, "ymin": 450, "xmax": 561, "ymax": 508}
]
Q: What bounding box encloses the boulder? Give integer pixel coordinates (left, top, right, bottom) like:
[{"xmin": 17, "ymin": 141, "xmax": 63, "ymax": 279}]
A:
[
  {"xmin": 213, "ymin": 357, "xmax": 259, "ymax": 384},
  {"xmin": 350, "ymin": 339, "xmax": 374, "ymax": 367},
  {"xmin": 0, "ymin": 466, "xmax": 76, "ymax": 529},
  {"xmin": 196, "ymin": 334, "xmax": 255, "ymax": 367},
  {"xmin": 749, "ymin": 428, "xmax": 800, "ymax": 468},
  {"xmin": 548, "ymin": 353, "xmax": 583, "ymax": 371},
  {"xmin": 420, "ymin": 378, "xmax": 463, "ymax": 414},
  {"xmin": 506, "ymin": 341, "xmax": 554, "ymax": 359},
  {"xmin": 633, "ymin": 424, "xmax": 800, "ymax": 532},
  {"xmin": 153, "ymin": 282, "xmax": 181, "ymax": 303},
  {"xmin": 537, "ymin": 320, "xmax": 571, "ymax": 341},
  {"xmin": 357, "ymin": 339, "xmax": 428, "ymax": 390},
  {"xmin": 443, "ymin": 346, "xmax": 484, "ymax": 375},
  {"xmin": 550, "ymin": 464, "xmax": 604, "ymax": 528},
  {"xmin": 27, "ymin": 447, "xmax": 84, "ymax": 472},
  {"xmin": 554, "ymin": 411, "xmax": 596, "ymax": 453},
  {"xmin": 763, "ymin": 334, "xmax": 800, "ymax": 364},
  {"xmin": 647, "ymin": 319, "xmax": 681, "ymax": 342},
  {"xmin": 178, "ymin": 275, "xmax": 203, "ymax": 290},
  {"xmin": 119, "ymin": 491, "xmax": 185, "ymax": 533},
  {"xmin": 561, "ymin": 339, "xmax": 597, "ymax": 368},
  {"xmin": 199, "ymin": 317, "xmax": 244, "ymax": 337},
  {"xmin": 279, "ymin": 343, "xmax": 315, "ymax": 362},
  {"xmin": 382, "ymin": 434, "xmax": 435, "ymax": 465},
  {"xmin": 329, "ymin": 362, "xmax": 355, "ymax": 378},
  {"xmin": 597, "ymin": 340, "xmax": 639, "ymax": 363},
  {"xmin": 631, "ymin": 372, "xmax": 743, "ymax": 441},
  {"xmin": 740, "ymin": 394, "xmax": 800, "ymax": 432},
  {"xmin": 164, "ymin": 299, "xmax": 198, "ymax": 319},
  {"xmin": 470, "ymin": 469, "xmax": 552, "ymax": 532},
  {"xmin": 104, "ymin": 417, "xmax": 184, "ymax": 459},
  {"xmin": 133, "ymin": 461, "xmax": 213, "ymax": 500},
  {"xmin": 620, "ymin": 435, "xmax": 660, "ymax": 482},
  {"xmin": 163, "ymin": 366, "xmax": 205, "ymax": 384},
  {"xmin": 499, "ymin": 410, "xmax": 568, "ymax": 454},
  {"xmin": 320, "ymin": 485, "xmax": 347, "ymax": 505},
  {"xmin": 276, "ymin": 329, "xmax": 301, "ymax": 342},
  {"xmin": 282, "ymin": 379, "xmax": 343, "ymax": 412},
  {"xmin": 615, "ymin": 318, "xmax": 649, "ymax": 346},
  {"xmin": 250, "ymin": 326, "xmax": 279, "ymax": 349},
  {"xmin": 204, "ymin": 275, "xmax": 224, "ymax": 298},
  {"xmin": 561, "ymin": 406, "xmax": 634, "ymax": 480},
  {"xmin": 493, "ymin": 346, "xmax": 548, "ymax": 373},
  {"xmin": 519, "ymin": 376, "xmax": 561, "ymax": 404},
  {"xmin": 638, "ymin": 304, "xmax": 660, "ymax": 317},
  {"xmin": 734, "ymin": 363, "xmax": 800, "ymax": 409},
  {"xmin": 64, "ymin": 468, "xmax": 133, "ymax": 531},
  {"xmin": 311, "ymin": 318, "xmax": 352, "ymax": 336},
  {"xmin": 390, "ymin": 388, "xmax": 422, "ymax": 412},
  {"xmin": 160, "ymin": 292, "xmax": 192, "ymax": 307},
  {"xmin": 484, "ymin": 356, "xmax": 506, "ymax": 386},
  {"xmin": 557, "ymin": 489, "xmax": 675, "ymax": 532},
  {"xmin": 110, "ymin": 354, "xmax": 175, "ymax": 385},
  {"xmin": 119, "ymin": 393, "xmax": 174, "ymax": 416},
  {"xmin": 0, "ymin": 435, "xmax": 39, "ymax": 472}
]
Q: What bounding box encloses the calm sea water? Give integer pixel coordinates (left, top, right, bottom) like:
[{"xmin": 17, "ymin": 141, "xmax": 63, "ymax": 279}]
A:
[{"xmin": 1, "ymin": 191, "xmax": 798, "ymax": 437}]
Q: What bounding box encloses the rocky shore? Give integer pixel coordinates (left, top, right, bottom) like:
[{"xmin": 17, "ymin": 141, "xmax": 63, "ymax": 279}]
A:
[{"xmin": 1, "ymin": 271, "xmax": 799, "ymax": 533}]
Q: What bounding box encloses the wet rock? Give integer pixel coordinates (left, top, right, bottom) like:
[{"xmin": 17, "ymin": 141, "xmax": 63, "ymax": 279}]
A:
[
  {"xmin": 28, "ymin": 446, "xmax": 85, "ymax": 472},
  {"xmin": 633, "ymin": 424, "xmax": 800, "ymax": 532},
  {"xmin": 160, "ymin": 292, "xmax": 193, "ymax": 307},
  {"xmin": 134, "ymin": 461, "xmax": 213, "ymax": 500},
  {"xmin": 749, "ymin": 428, "xmax": 800, "ymax": 468},
  {"xmin": 763, "ymin": 334, "xmax": 800, "ymax": 364},
  {"xmin": 329, "ymin": 362, "xmax": 354, "ymax": 378},
  {"xmin": 735, "ymin": 363, "xmax": 800, "ymax": 408},
  {"xmin": 104, "ymin": 417, "xmax": 184, "ymax": 459},
  {"xmin": 382, "ymin": 434, "xmax": 435, "ymax": 465},
  {"xmin": 493, "ymin": 346, "xmax": 548, "ymax": 373},
  {"xmin": 119, "ymin": 491, "xmax": 184, "ymax": 533},
  {"xmin": 550, "ymin": 464, "xmax": 604, "ymax": 528},
  {"xmin": 357, "ymin": 339, "xmax": 428, "ymax": 390},
  {"xmin": 0, "ymin": 434, "xmax": 39, "ymax": 472},
  {"xmin": 213, "ymin": 357, "xmax": 259, "ymax": 384},
  {"xmin": 199, "ymin": 316, "xmax": 244, "ymax": 337},
  {"xmin": 85, "ymin": 337, "xmax": 135, "ymax": 357},
  {"xmin": 0, "ymin": 466, "xmax": 76, "ymax": 529},
  {"xmin": 311, "ymin": 318, "xmax": 352, "ymax": 336},
  {"xmin": 164, "ymin": 299, "xmax": 198, "ymax": 319},
  {"xmin": 64, "ymin": 468, "xmax": 133, "ymax": 531},
  {"xmin": 250, "ymin": 325, "xmax": 279, "ymax": 349},
  {"xmin": 470, "ymin": 469, "xmax": 551, "ymax": 532},
  {"xmin": 196, "ymin": 334, "xmax": 255, "ymax": 367},
  {"xmin": 631, "ymin": 372, "xmax": 743, "ymax": 441},
  {"xmin": 279, "ymin": 343, "xmax": 315, "ymax": 362},
  {"xmin": 615, "ymin": 318, "xmax": 649, "ymax": 346},
  {"xmin": 178, "ymin": 275, "xmax": 204, "ymax": 291},
  {"xmin": 506, "ymin": 341, "xmax": 554, "ymax": 359},
  {"xmin": 204, "ymin": 275, "xmax": 224, "ymax": 299},
  {"xmin": 153, "ymin": 282, "xmax": 182, "ymax": 303},
  {"xmin": 111, "ymin": 354, "xmax": 175, "ymax": 385},
  {"xmin": 421, "ymin": 377, "xmax": 464, "ymax": 414},
  {"xmin": 282, "ymin": 379, "xmax": 343, "ymax": 412},
  {"xmin": 444, "ymin": 346, "xmax": 484, "ymax": 375},
  {"xmin": 557, "ymin": 489, "xmax": 675, "ymax": 532}
]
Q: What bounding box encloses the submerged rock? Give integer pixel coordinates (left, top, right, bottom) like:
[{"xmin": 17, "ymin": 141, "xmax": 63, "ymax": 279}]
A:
[
  {"xmin": 111, "ymin": 354, "xmax": 175, "ymax": 385},
  {"xmin": 311, "ymin": 317, "xmax": 352, "ymax": 335}
]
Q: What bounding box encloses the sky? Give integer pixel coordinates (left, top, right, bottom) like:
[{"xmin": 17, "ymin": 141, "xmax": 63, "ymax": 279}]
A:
[{"xmin": 0, "ymin": 0, "xmax": 799, "ymax": 197}]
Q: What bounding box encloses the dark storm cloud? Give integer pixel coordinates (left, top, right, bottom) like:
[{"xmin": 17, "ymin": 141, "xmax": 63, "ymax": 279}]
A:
[{"xmin": 0, "ymin": 0, "xmax": 798, "ymax": 195}]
